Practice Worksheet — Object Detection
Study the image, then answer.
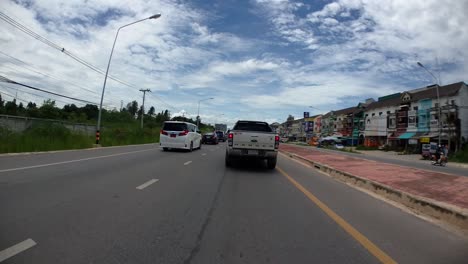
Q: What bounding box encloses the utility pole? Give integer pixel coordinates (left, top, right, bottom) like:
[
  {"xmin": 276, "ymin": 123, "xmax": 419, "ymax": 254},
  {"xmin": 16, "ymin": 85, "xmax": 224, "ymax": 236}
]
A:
[
  {"xmin": 120, "ymin": 100, "xmax": 123, "ymax": 111},
  {"xmin": 139, "ymin": 89, "xmax": 151, "ymax": 129}
]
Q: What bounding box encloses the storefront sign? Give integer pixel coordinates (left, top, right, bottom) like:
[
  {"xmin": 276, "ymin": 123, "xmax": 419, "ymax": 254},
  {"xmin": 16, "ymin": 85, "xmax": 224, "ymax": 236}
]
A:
[
  {"xmin": 409, "ymin": 139, "xmax": 418, "ymax": 145},
  {"xmin": 420, "ymin": 137, "xmax": 430, "ymax": 143}
]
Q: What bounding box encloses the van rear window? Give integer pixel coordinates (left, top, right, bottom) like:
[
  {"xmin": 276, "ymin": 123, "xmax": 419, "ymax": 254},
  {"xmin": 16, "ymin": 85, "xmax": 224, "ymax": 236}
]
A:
[{"xmin": 163, "ymin": 123, "xmax": 187, "ymax": 131}]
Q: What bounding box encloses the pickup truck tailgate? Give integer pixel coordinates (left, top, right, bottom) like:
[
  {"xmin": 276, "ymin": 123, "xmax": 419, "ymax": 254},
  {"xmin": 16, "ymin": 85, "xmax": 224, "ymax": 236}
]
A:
[{"xmin": 232, "ymin": 131, "xmax": 275, "ymax": 150}]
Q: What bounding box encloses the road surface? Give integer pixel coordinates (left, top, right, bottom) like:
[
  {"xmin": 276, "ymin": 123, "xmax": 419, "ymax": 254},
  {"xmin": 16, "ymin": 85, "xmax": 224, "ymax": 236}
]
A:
[{"xmin": 0, "ymin": 143, "xmax": 467, "ymax": 263}]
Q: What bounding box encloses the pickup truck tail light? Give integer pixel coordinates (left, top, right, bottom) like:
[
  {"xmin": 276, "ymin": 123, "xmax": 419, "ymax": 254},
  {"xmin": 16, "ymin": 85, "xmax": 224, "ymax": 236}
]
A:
[
  {"xmin": 161, "ymin": 130, "xmax": 168, "ymax": 135},
  {"xmin": 274, "ymin": 135, "xmax": 280, "ymax": 149},
  {"xmin": 228, "ymin": 133, "xmax": 233, "ymax": 146},
  {"xmin": 179, "ymin": 130, "xmax": 189, "ymax": 136}
]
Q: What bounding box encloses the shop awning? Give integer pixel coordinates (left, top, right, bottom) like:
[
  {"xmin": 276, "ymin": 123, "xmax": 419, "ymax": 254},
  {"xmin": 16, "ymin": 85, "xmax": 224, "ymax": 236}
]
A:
[{"xmin": 398, "ymin": 132, "xmax": 416, "ymax": 139}]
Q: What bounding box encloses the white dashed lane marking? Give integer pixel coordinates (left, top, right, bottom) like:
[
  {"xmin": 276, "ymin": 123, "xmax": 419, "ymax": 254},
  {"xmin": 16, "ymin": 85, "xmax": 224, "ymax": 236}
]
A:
[
  {"xmin": 184, "ymin": 161, "xmax": 192, "ymax": 165},
  {"xmin": 136, "ymin": 179, "xmax": 159, "ymax": 190},
  {"xmin": 0, "ymin": 238, "xmax": 37, "ymax": 262}
]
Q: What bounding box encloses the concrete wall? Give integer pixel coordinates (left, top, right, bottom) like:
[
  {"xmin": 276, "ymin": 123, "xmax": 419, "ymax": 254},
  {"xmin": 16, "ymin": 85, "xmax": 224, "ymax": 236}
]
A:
[{"xmin": 0, "ymin": 115, "xmax": 96, "ymax": 136}]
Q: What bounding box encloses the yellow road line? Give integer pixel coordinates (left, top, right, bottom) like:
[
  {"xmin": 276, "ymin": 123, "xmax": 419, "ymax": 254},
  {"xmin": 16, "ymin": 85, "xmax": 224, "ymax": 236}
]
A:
[{"xmin": 276, "ymin": 166, "xmax": 397, "ymax": 264}]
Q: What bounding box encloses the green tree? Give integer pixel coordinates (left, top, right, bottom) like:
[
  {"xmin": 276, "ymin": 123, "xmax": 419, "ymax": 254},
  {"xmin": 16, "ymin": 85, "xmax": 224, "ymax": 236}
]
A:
[
  {"xmin": 26, "ymin": 102, "xmax": 39, "ymax": 117},
  {"xmin": 0, "ymin": 94, "xmax": 4, "ymax": 114},
  {"xmin": 137, "ymin": 106, "xmax": 143, "ymax": 119},
  {"xmin": 4, "ymin": 99, "xmax": 17, "ymax": 115},
  {"xmin": 163, "ymin": 109, "xmax": 170, "ymax": 121},
  {"xmin": 126, "ymin": 101, "xmax": 139, "ymax": 118},
  {"xmin": 17, "ymin": 102, "xmax": 26, "ymax": 116},
  {"xmin": 286, "ymin": 114, "xmax": 294, "ymax": 127},
  {"xmin": 80, "ymin": 104, "xmax": 99, "ymax": 120},
  {"xmin": 148, "ymin": 106, "xmax": 155, "ymax": 116},
  {"xmin": 39, "ymin": 99, "xmax": 61, "ymax": 119}
]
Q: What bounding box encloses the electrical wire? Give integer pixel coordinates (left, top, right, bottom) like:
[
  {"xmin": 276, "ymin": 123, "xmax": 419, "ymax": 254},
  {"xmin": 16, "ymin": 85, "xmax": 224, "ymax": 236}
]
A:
[
  {"xmin": 0, "ymin": 89, "xmax": 30, "ymax": 104},
  {"xmin": 0, "ymin": 75, "xmax": 98, "ymax": 105},
  {"xmin": 0, "ymin": 84, "xmax": 88, "ymax": 106},
  {"xmin": 0, "ymin": 51, "xmax": 99, "ymax": 95},
  {"xmin": 0, "ymin": 11, "xmax": 175, "ymax": 109}
]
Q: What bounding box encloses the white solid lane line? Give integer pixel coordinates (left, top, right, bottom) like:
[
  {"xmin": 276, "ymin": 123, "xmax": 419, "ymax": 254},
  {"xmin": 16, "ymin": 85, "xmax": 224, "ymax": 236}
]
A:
[
  {"xmin": 136, "ymin": 179, "xmax": 159, "ymax": 190},
  {"xmin": 0, "ymin": 148, "xmax": 155, "ymax": 174},
  {"xmin": 0, "ymin": 238, "xmax": 37, "ymax": 262},
  {"xmin": 184, "ymin": 161, "xmax": 192, "ymax": 165}
]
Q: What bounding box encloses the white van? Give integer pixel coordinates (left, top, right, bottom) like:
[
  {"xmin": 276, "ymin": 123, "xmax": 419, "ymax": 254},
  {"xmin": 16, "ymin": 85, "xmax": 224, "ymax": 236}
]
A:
[{"xmin": 160, "ymin": 121, "xmax": 202, "ymax": 151}]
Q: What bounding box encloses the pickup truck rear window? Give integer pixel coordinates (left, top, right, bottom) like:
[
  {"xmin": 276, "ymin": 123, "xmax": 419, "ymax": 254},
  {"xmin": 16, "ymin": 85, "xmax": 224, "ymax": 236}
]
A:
[
  {"xmin": 233, "ymin": 122, "xmax": 272, "ymax": 132},
  {"xmin": 163, "ymin": 123, "xmax": 187, "ymax": 131}
]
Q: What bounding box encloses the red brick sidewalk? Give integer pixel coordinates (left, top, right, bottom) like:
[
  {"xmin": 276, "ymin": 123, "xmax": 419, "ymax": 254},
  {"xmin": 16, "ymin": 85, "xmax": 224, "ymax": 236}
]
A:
[{"xmin": 280, "ymin": 144, "xmax": 468, "ymax": 210}]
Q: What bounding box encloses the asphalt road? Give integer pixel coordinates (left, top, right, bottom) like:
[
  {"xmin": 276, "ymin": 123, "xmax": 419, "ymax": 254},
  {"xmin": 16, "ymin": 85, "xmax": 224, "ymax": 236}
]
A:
[{"xmin": 0, "ymin": 143, "xmax": 467, "ymax": 264}]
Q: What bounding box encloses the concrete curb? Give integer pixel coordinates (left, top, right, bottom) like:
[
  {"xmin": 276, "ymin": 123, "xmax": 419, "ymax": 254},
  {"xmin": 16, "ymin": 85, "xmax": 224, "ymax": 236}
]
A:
[
  {"xmin": 0, "ymin": 143, "xmax": 158, "ymax": 157},
  {"xmin": 280, "ymin": 150, "xmax": 468, "ymax": 231}
]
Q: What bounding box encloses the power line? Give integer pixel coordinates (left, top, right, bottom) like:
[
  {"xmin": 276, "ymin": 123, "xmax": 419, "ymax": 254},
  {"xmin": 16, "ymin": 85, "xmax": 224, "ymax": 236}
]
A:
[
  {"xmin": 0, "ymin": 89, "xmax": 30, "ymax": 104},
  {"xmin": 0, "ymin": 51, "xmax": 99, "ymax": 95},
  {"xmin": 0, "ymin": 75, "xmax": 98, "ymax": 105},
  {"xmin": 0, "ymin": 11, "xmax": 175, "ymax": 110},
  {"xmin": 0, "ymin": 12, "xmax": 125, "ymax": 84},
  {"xmin": 0, "ymin": 84, "xmax": 87, "ymax": 106}
]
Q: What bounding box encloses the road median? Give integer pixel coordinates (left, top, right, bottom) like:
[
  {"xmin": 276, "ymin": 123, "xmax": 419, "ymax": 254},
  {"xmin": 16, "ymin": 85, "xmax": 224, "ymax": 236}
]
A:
[{"xmin": 279, "ymin": 144, "xmax": 468, "ymax": 233}]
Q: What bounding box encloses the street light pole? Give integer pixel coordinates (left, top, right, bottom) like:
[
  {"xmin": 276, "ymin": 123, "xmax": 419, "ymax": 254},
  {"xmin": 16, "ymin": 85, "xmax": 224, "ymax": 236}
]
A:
[
  {"xmin": 139, "ymin": 89, "xmax": 151, "ymax": 129},
  {"xmin": 95, "ymin": 13, "xmax": 161, "ymax": 144},
  {"xmin": 196, "ymin": 97, "xmax": 214, "ymax": 128},
  {"xmin": 417, "ymin": 62, "xmax": 442, "ymax": 146}
]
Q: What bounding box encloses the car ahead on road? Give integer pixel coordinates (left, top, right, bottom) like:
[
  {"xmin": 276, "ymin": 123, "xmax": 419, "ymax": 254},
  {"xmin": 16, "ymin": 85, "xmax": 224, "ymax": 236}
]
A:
[
  {"xmin": 215, "ymin": 131, "xmax": 226, "ymax": 142},
  {"xmin": 202, "ymin": 132, "xmax": 219, "ymax": 144},
  {"xmin": 225, "ymin": 120, "xmax": 279, "ymax": 169},
  {"xmin": 160, "ymin": 121, "xmax": 201, "ymax": 151}
]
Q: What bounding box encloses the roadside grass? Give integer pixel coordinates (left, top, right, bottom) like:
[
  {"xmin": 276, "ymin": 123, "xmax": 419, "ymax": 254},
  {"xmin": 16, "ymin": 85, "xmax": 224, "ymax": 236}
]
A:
[
  {"xmin": 451, "ymin": 147, "xmax": 468, "ymax": 163},
  {"xmin": 0, "ymin": 124, "xmax": 93, "ymax": 153},
  {"xmin": 100, "ymin": 124, "xmax": 160, "ymax": 146},
  {"xmin": 0, "ymin": 123, "xmax": 161, "ymax": 153}
]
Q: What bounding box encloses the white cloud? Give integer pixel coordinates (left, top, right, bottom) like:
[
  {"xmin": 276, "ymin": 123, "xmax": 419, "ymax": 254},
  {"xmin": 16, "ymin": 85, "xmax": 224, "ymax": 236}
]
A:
[{"xmin": 0, "ymin": 0, "xmax": 466, "ymax": 127}]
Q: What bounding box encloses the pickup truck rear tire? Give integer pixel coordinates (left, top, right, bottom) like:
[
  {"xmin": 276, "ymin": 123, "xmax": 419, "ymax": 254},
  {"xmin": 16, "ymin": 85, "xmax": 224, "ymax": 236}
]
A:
[{"xmin": 267, "ymin": 157, "xmax": 277, "ymax": 169}]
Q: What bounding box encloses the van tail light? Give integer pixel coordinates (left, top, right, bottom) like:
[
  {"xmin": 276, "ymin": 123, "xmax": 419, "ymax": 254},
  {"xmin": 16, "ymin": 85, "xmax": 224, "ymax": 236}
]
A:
[
  {"xmin": 228, "ymin": 133, "xmax": 233, "ymax": 146},
  {"xmin": 161, "ymin": 130, "xmax": 168, "ymax": 135},
  {"xmin": 275, "ymin": 135, "xmax": 280, "ymax": 149},
  {"xmin": 179, "ymin": 129, "xmax": 189, "ymax": 136}
]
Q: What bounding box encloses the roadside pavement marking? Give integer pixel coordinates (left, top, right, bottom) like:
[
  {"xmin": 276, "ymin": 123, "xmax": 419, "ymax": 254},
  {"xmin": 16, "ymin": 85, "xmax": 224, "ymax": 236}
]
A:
[
  {"xmin": 201, "ymin": 153, "xmax": 207, "ymax": 156},
  {"xmin": 276, "ymin": 167, "xmax": 397, "ymax": 264},
  {"xmin": 0, "ymin": 148, "xmax": 155, "ymax": 174},
  {"xmin": 136, "ymin": 179, "xmax": 159, "ymax": 190},
  {"xmin": 0, "ymin": 238, "xmax": 37, "ymax": 262},
  {"xmin": 184, "ymin": 161, "xmax": 193, "ymax": 165}
]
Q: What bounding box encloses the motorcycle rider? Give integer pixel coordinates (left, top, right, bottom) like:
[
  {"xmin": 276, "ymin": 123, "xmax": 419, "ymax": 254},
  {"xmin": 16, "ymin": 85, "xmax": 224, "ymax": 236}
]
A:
[{"xmin": 435, "ymin": 144, "xmax": 442, "ymax": 164}]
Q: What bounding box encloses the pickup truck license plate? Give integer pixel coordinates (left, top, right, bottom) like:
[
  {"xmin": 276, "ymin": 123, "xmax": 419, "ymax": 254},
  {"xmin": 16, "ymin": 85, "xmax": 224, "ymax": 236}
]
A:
[{"xmin": 248, "ymin": 150, "xmax": 258, "ymax": 155}]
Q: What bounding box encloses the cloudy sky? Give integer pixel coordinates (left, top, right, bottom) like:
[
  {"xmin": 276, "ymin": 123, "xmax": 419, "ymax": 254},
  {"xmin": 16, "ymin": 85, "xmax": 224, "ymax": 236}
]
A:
[{"xmin": 0, "ymin": 0, "xmax": 467, "ymax": 127}]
